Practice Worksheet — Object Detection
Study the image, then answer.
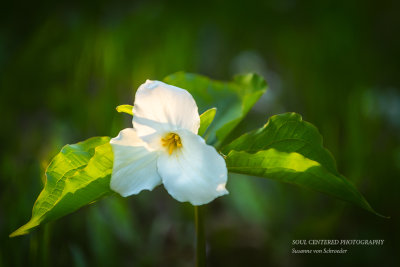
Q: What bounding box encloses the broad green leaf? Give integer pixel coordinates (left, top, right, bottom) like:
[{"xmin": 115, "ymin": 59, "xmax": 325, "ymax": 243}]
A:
[
  {"xmin": 10, "ymin": 137, "xmax": 114, "ymax": 237},
  {"xmin": 116, "ymin": 104, "xmax": 133, "ymax": 115},
  {"xmin": 198, "ymin": 107, "xmax": 217, "ymax": 137},
  {"xmin": 163, "ymin": 72, "xmax": 267, "ymax": 146},
  {"xmin": 223, "ymin": 113, "xmax": 383, "ymax": 217}
]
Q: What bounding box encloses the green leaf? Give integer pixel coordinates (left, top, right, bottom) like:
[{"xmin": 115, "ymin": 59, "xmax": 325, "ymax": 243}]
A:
[
  {"xmin": 163, "ymin": 72, "xmax": 267, "ymax": 146},
  {"xmin": 116, "ymin": 104, "xmax": 133, "ymax": 115},
  {"xmin": 10, "ymin": 137, "xmax": 114, "ymax": 237},
  {"xmin": 223, "ymin": 113, "xmax": 384, "ymax": 217},
  {"xmin": 198, "ymin": 108, "xmax": 217, "ymax": 137}
]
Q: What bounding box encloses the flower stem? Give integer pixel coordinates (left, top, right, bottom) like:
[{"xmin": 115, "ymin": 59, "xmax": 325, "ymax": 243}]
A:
[{"xmin": 194, "ymin": 205, "xmax": 206, "ymax": 267}]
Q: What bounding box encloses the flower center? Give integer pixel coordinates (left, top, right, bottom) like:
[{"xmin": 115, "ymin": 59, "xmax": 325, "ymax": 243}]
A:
[{"xmin": 161, "ymin": 133, "xmax": 182, "ymax": 155}]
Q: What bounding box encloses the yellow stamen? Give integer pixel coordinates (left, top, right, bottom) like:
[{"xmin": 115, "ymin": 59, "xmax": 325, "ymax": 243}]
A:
[{"xmin": 161, "ymin": 133, "xmax": 182, "ymax": 155}]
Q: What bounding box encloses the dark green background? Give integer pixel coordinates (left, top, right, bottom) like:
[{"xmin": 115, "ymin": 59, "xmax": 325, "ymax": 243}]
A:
[{"xmin": 1, "ymin": 0, "xmax": 399, "ymax": 266}]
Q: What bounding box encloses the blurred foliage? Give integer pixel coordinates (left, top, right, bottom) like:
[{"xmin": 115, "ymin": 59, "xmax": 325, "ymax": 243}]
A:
[{"xmin": 1, "ymin": 0, "xmax": 399, "ymax": 266}]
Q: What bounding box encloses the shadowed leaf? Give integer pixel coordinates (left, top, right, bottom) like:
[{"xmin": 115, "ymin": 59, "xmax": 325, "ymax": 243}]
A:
[
  {"xmin": 164, "ymin": 72, "xmax": 267, "ymax": 146},
  {"xmin": 223, "ymin": 113, "xmax": 384, "ymax": 217}
]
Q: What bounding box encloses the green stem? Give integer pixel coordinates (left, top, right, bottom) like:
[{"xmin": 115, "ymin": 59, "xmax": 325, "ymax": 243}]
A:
[{"xmin": 194, "ymin": 205, "xmax": 206, "ymax": 267}]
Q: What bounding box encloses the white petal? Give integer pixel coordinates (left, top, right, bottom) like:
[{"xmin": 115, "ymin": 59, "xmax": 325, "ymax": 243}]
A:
[
  {"xmin": 110, "ymin": 128, "xmax": 161, "ymax": 197},
  {"xmin": 157, "ymin": 129, "xmax": 228, "ymax": 205},
  {"xmin": 132, "ymin": 80, "xmax": 200, "ymax": 142}
]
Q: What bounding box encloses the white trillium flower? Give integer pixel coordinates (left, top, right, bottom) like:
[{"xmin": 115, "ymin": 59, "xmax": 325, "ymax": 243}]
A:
[{"xmin": 110, "ymin": 80, "xmax": 229, "ymax": 205}]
